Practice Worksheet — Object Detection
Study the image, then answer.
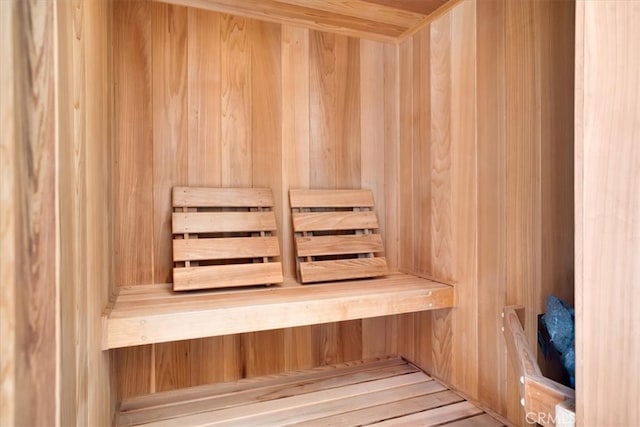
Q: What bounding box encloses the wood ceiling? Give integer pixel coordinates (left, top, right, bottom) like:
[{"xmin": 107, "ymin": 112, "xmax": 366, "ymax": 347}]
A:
[{"xmin": 160, "ymin": 0, "xmax": 461, "ymax": 42}]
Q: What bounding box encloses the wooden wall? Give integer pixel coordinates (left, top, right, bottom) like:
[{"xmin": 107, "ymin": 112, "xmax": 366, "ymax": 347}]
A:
[
  {"xmin": 0, "ymin": 0, "xmax": 114, "ymax": 425},
  {"xmin": 0, "ymin": 1, "xmax": 57, "ymax": 424},
  {"xmin": 576, "ymin": 1, "xmax": 640, "ymax": 425},
  {"xmin": 110, "ymin": 1, "xmax": 575, "ymax": 425},
  {"xmin": 396, "ymin": 0, "xmax": 575, "ymax": 424},
  {"xmin": 111, "ymin": 0, "xmax": 410, "ymax": 398}
]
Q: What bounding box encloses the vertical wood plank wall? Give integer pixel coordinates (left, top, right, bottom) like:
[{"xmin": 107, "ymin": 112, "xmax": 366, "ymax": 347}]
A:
[
  {"xmin": 396, "ymin": 0, "xmax": 574, "ymax": 424},
  {"xmin": 1, "ymin": 0, "xmax": 114, "ymax": 425},
  {"xmin": 58, "ymin": 0, "xmax": 116, "ymax": 425},
  {"xmin": 575, "ymin": 1, "xmax": 640, "ymax": 425},
  {"xmin": 1, "ymin": 1, "xmax": 57, "ymax": 425},
  {"xmin": 110, "ymin": 1, "xmax": 575, "ymax": 425},
  {"xmin": 112, "ymin": 0, "xmax": 403, "ymax": 398}
]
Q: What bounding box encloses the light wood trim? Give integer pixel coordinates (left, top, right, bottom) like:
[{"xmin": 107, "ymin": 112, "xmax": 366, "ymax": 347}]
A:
[
  {"xmin": 278, "ymin": 0, "xmax": 426, "ymax": 28},
  {"xmin": 299, "ymin": 258, "xmax": 389, "ymax": 283},
  {"xmin": 290, "ymin": 189, "xmax": 375, "ymax": 208},
  {"xmin": 103, "ymin": 273, "xmax": 454, "ymax": 349},
  {"xmin": 158, "ymin": 0, "xmax": 403, "ymax": 43},
  {"xmin": 173, "ymin": 262, "xmax": 284, "ymax": 291},
  {"xmin": 295, "ymin": 234, "xmax": 384, "ymax": 257},
  {"xmin": 503, "ymin": 305, "xmax": 575, "ymax": 426},
  {"xmin": 398, "ymin": 0, "xmax": 464, "ymax": 41},
  {"xmin": 576, "ymin": 2, "xmax": 640, "ymax": 426},
  {"xmin": 292, "ymin": 211, "xmax": 379, "ymax": 232},
  {"xmin": 173, "ymin": 187, "xmax": 274, "ymax": 207},
  {"xmin": 172, "ymin": 211, "xmax": 277, "ymax": 233},
  {"xmin": 1, "ymin": 2, "xmax": 17, "ymax": 425}
]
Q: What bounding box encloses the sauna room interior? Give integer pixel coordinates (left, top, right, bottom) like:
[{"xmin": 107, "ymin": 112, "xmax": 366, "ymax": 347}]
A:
[{"xmin": 2, "ymin": 0, "xmax": 638, "ymax": 426}]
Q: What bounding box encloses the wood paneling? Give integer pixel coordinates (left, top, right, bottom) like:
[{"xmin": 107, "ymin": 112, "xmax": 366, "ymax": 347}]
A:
[
  {"xmin": 0, "ymin": 2, "xmax": 16, "ymax": 423},
  {"xmin": 576, "ymin": 1, "xmax": 640, "ymax": 425},
  {"xmin": 2, "ymin": 1, "xmax": 57, "ymax": 425},
  {"xmin": 2, "ymin": 0, "xmax": 115, "ymax": 424},
  {"xmin": 476, "ymin": 0, "xmax": 507, "ymax": 417},
  {"xmin": 113, "ymin": 0, "xmax": 154, "ymax": 286},
  {"xmin": 187, "ymin": 8, "xmax": 222, "ymax": 187},
  {"xmin": 112, "ymin": 2, "xmax": 400, "ymax": 397},
  {"xmin": 110, "ymin": 3, "xmax": 575, "ymax": 426},
  {"xmin": 396, "ymin": 1, "xmax": 574, "ymax": 425},
  {"xmin": 153, "ymin": 2, "xmax": 189, "ymax": 284},
  {"xmin": 449, "ymin": 0, "xmax": 478, "ymax": 396},
  {"xmin": 82, "ymin": 0, "xmax": 115, "ymax": 421},
  {"xmin": 161, "ymin": 0, "xmax": 458, "ymax": 43}
]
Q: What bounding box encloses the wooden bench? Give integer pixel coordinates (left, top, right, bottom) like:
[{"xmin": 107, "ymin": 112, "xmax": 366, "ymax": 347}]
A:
[{"xmin": 102, "ymin": 187, "xmax": 455, "ymax": 350}]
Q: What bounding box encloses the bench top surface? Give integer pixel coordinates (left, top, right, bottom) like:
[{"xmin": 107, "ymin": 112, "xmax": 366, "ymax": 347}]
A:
[{"xmin": 103, "ymin": 272, "xmax": 454, "ymax": 350}]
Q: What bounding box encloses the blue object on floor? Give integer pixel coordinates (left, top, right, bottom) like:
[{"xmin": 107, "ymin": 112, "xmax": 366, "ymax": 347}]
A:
[{"xmin": 540, "ymin": 295, "xmax": 575, "ymax": 388}]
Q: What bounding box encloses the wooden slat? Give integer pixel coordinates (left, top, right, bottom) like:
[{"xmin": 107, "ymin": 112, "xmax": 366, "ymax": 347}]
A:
[
  {"xmin": 290, "ymin": 189, "xmax": 375, "ymax": 208},
  {"xmin": 120, "ymin": 363, "xmax": 418, "ymax": 426},
  {"xmin": 110, "ymin": 276, "xmax": 439, "ymax": 312},
  {"xmin": 292, "ymin": 211, "xmax": 379, "ymax": 232},
  {"xmin": 304, "ymin": 390, "xmax": 463, "ymax": 427},
  {"xmin": 172, "ymin": 211, "xmax": 276, "ymax": 233},
  {"xmin": 173, "ymin": 236, "xmax": 280, "ymax": 261},
  {"xmin": 440, "ymin": 413, "xmax": 505, "ymax": 427},
  {"xmin": 173, "ymin": 262, "xmax": 283, "ymax": 291},
  {"xmin": 103, "ymin": 274, "xmax": 454, "ymax": 349},
  {"xmin": 148, "ymin": 372, "xmax": 430, "ymax": 426},
  {"xmin": 295, "ymin": 234, "xmax": 384, "ymax": 257},
  {"xmin": 371, "ymin": 401, "xmax": 483, "ymax": 426},
  {"xmin": 115, "ymin": 359, "xmax": 502, "ymax": 427},
  {"xmin": 172, "ymin": 187, "xmax": 274, "ymax": 207},
  {"xmin": 299, "ymin": 258, "xmax": 389, "ymax": 283},
  {"xmin": 235, "ymin": 380, "xmax": 446, "ymax": 426},
  {"xmin": 120, "ymin": 358, "xmax": 406, "ymax": 412}
]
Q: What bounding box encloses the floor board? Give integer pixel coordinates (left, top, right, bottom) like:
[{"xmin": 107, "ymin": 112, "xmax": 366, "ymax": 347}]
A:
[{"xmin": 117, "ymin": 357, "xmax": 505, "ymax": 426}]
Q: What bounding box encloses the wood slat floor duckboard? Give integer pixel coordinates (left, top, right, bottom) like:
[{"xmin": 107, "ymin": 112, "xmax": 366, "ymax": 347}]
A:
[{"xmin": 116, "ymin": 357, "xmax": 505, "ymax": 427}]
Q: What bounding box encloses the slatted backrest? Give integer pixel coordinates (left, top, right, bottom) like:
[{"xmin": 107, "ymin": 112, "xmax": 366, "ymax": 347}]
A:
[
  {"xmin": 290, "ymin": 189, "xmax": 389, "ymax": 284},
  {"xmin": 172, "ymin": 187, "xmax": 283, "ymax": 291}
]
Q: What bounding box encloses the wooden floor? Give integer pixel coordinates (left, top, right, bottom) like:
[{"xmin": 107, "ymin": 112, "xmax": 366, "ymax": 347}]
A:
[{"xmin": 117, "ymin": 357, "xmax": 505, "ymax": 427}]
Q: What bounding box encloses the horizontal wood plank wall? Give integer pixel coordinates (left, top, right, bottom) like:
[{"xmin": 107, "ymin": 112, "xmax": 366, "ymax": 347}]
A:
[
  {"xmin": 397, "ymin": 1, "xmax": 574, "ymax": 425},
  {"xmin": 112, "ymin": 0, "xmax": 402, "ymax": 397}
]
